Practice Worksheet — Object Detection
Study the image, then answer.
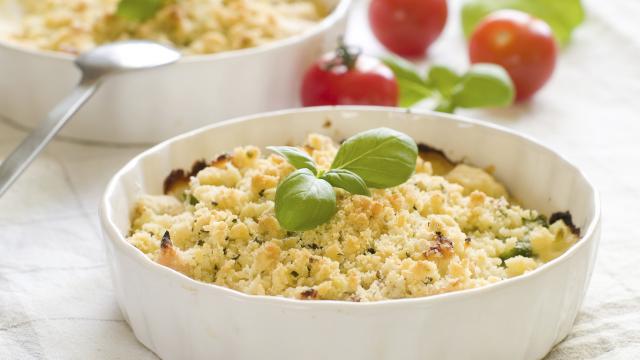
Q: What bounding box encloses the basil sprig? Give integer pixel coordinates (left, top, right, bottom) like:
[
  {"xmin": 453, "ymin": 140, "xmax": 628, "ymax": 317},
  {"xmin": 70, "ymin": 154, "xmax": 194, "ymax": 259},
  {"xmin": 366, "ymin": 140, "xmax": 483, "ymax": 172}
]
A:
[
  {"xmin": 116, "ymin": 0, "xmax": 164, "ymax": 22},
  {"xmin": 383, "ymin": 57, "xmax": 514, "ymax": 112},
  {"xmin": 271, "ymin": 128, "xmax": 417, "ymax": 231},
  {"xmin": 461, "ymin": 0, "xmax": 585, "ymax": 47}
]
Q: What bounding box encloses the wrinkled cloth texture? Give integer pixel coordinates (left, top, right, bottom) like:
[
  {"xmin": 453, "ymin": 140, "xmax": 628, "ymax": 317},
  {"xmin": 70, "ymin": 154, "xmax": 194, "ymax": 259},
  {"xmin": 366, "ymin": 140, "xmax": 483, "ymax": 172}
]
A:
[{"xmin": 1, "ymin": 0, "xmax": 639, "ymax": 358}]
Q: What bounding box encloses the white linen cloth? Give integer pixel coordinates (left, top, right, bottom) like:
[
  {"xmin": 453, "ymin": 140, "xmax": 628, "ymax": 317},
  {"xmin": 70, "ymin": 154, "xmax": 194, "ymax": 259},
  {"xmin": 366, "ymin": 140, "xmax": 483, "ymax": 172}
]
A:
[{"xmin": 1, "ymin": 0, "xmax": 639, "ymax": 358}]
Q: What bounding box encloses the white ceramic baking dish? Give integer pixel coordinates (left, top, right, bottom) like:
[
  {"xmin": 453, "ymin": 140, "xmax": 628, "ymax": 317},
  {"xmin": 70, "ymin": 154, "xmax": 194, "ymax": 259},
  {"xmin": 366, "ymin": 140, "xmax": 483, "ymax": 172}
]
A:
[
  {"xmin": 100, "ymin": 107, "xmax": 600, "ymax": 360},
  {"xmin": 0, "ymin": 0, "xmax": 351, "ymax": 144}
]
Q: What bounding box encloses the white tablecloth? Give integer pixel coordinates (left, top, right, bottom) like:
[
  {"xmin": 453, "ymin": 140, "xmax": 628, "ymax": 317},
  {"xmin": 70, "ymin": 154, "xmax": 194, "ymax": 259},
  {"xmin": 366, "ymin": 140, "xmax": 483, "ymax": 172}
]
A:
[{"xmin": 1, "ymin": 0, "xmax": 639, "ymax": 358}]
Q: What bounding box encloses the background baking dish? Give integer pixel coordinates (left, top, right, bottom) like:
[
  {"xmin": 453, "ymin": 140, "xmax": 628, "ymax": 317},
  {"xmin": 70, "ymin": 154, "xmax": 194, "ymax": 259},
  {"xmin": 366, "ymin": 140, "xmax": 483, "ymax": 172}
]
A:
[
  {"xmin": 100, "ymin": 107, "xmax": 601, "ymax": 360},
  {"xmin": 0, "ymin": 0, "xmax": 351, "ymax": 144}
]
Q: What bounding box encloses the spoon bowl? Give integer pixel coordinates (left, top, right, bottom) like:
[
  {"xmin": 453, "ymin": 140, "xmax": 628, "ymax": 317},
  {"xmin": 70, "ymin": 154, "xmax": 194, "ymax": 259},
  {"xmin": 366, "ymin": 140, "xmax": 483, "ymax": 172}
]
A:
[{"xmin": 76, "ymin": 40, "xmax": 181, "ymax": 78}]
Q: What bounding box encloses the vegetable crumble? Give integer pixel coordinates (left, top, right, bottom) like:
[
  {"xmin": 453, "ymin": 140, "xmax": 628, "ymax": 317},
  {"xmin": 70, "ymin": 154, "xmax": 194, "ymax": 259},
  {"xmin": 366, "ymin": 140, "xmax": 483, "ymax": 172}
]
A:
[
  {"xmin": 127, "ymin": 133, "xmax": 580, "ymax": 301},
  {"xmin": 5, "ymin": 0, "xmax": 326, "ymax": 54}
]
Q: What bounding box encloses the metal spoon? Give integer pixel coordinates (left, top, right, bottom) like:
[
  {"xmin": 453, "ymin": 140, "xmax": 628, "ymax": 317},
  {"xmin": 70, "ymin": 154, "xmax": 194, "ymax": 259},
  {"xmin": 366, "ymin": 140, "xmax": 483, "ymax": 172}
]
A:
[{"xmin": 0, "ymin": 40, "xmax": 181, "ymax": 197}]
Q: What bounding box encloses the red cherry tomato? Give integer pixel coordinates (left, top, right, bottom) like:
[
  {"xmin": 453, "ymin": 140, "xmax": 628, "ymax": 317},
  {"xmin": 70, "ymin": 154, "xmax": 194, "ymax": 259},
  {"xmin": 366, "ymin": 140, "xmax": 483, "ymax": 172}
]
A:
[
  {"xmin": 301, "ymin": 43, "xmax": 398, "ymax": 106},
  {"xmin": 369, "ymin": 0, "xmax": 448, "ymax": 57},
  {"xmin": 469, "ymin": 10, "xmax": 558, "ymax": 102}
]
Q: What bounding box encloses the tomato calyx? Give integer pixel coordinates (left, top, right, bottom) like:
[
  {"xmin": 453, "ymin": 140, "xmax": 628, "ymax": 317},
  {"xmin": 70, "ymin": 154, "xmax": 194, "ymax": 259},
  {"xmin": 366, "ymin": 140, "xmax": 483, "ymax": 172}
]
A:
[{"xmin": 323, "ymin": 38, "xmax": 362, "ymax": 71}]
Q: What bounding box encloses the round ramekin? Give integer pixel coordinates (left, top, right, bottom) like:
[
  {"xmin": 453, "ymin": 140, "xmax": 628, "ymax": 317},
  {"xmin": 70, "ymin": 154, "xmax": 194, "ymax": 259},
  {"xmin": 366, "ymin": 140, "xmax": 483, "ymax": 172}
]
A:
[
  {"xmin": 0, "ymin": 0, "xmax": 351, "ymax": 144},
  {"xmin": 100, "ymin": 107, "xmax": 600, "ymax": 360}
]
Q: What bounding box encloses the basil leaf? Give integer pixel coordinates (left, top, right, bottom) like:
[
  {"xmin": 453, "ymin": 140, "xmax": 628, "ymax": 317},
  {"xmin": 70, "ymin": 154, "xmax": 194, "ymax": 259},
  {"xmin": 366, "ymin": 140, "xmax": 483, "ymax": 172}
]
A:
[
  {"xmin": 382, "ymin": 57, "xmax": 432, "ymax": 107},
  {"xmin": 331, "ymin": 128, "xmax": 418, "ymax": 189},
  {"xmin": 275, "ymin": 169, "xmax": 336, "ymax": 231},
  {"xmin": 434, "ymin": 98, "xmax": 456, "ymax": 114},
  {"xmin": 267, "ymin": 146, "xmax": 317, "ymax": 175},
  {"xmin": 321, "ymin": 169, "xmax": 370, "ymax": 196},
  {"xmin": 427, "ymin": 65, "xmax": 461, "ymax": 96},
  {"xmin": 116, "ymin": 0, "xmax": 164, "ymax": 22},
  {"xmin": 461, "ymin": 0, "xmax": 585, "ymax": 46},
  {"xmin": 452, "ymin": 63, "xmax": 514, "ymax": 108}
]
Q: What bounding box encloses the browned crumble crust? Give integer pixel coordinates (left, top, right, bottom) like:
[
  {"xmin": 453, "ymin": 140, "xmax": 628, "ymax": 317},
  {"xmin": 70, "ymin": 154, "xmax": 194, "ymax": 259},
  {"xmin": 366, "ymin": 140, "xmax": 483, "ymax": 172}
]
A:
[
  {"xmin": 300, "ymin": 288, "xmax": 318, "ymax": 299},
  {"xmin": 417, "ymin": 143, "xmax": 455, "ymax": 163},
  {"xmin": 161, "ymin": 231, "xmax": 172, "ymax": 249},
  {"xmin": 163, "ymin": 157, "xmax": 227, "ymax": 195},
  {"xmin": 550, "ymin": 211, "xmax": 581, "ymax": 236}
]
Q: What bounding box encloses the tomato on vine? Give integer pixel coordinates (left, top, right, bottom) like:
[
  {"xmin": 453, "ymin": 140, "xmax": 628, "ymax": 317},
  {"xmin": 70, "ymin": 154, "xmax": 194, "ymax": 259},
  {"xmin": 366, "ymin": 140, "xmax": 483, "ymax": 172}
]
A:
[{"xmin": 301, "ymin": 40, "xmax": 399, "ymax": 106}]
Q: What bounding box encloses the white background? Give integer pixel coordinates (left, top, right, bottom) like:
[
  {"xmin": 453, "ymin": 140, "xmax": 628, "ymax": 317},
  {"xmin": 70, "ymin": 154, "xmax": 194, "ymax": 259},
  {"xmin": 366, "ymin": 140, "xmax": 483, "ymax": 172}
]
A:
[{"xmin": 1, "ymin": 0, "xmax": 639, "ymax": 358}]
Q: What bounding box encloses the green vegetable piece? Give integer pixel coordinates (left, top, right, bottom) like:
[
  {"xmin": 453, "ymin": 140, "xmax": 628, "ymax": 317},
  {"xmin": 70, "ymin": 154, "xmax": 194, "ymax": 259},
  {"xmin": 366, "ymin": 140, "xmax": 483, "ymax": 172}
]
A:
[
  {"xmin": 274, "ymin": 169, "xmax": 336, "ymax": 231},
  {"xmin": 500, "ymin": 241, "xmax": 533, "ymax": 260},
  {"xmin": 382, "ymin": 57, "xmax": 432, "ymax": 107},
  {"xmin": 321, "ymin": 169, "xmax": 370, "ymax": 196},
  {"xmin": 331, "ymin": 128, "xmax": 418, "ymax": 189},
  {"xmin": 452, "ymin": 63, "xmax": 514, "ymax": 108},
  {"xmin": 461, "ymin": 0, "xmax": 585, "ymax": 46},
  {"xmin": 267, "ymin": 146, "xmax": 317, "ymax": 175},
  {"xmin": 116, "ymin": 0, "xmax": 165, "ymax": 22},
  {"xmin": 427, "ymin": 65, "xmax": 461, "ymax": 96}
]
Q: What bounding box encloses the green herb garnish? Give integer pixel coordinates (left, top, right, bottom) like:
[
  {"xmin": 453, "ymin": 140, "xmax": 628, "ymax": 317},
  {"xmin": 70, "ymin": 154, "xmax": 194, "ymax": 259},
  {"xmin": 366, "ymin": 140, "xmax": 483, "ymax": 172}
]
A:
[
  {"xmin": 267, "ymin": 146, "xmax": 318, "ymax": 175},
  {"xmin": 116, "ymin": 0, "xmax": 165, "ymax": 22},
  {"xmin": 274, "ymin": 168, "xmax": 337, "ymax": 231},
  {"xmin": 461, "ymin": 0, "xmax": 585, "ymax": 47},
  {"xmin": 381, "ymin": 58, "xmax": 433, "ymax": 108},
  {"xmin": 500, "ymin": 241, "xmax": 533, "ymax": 260},
  {"xmin": 450, "ymin": 64, "xmax": 515, "ymax": 109},
  {"xmin": 331, "ymin": 128, "xmax": 418, "ymax": 188},
  {"xmin": 382, "ymin": 57, "xmax": 514, "ymax": 112},
  {"xmin": 321, "ymin": 169, "xmax": 370, "ymax": 196},
  {"xmin": 271, "ymin": 128, "xmax": 418, "ymax": 231}
]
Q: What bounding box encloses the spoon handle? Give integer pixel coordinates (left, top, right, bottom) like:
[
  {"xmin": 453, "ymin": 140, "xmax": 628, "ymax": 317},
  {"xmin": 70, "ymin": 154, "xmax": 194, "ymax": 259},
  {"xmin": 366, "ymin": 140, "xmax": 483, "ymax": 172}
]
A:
[{"xmin": 0, "ymin": 77, "xmax": 99, "ymax": 197}]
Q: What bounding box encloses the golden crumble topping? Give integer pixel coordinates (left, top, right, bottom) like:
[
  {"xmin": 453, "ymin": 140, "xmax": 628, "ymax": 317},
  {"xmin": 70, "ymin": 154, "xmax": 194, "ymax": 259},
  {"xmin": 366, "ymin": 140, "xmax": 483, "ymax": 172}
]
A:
[
  {"xmin": 127, "ymin": 133, "xmax": 579, "ymax": 301},
  {"xmin": 5, "ymin": 0, "xmax": 326, "ymax": 54}
]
